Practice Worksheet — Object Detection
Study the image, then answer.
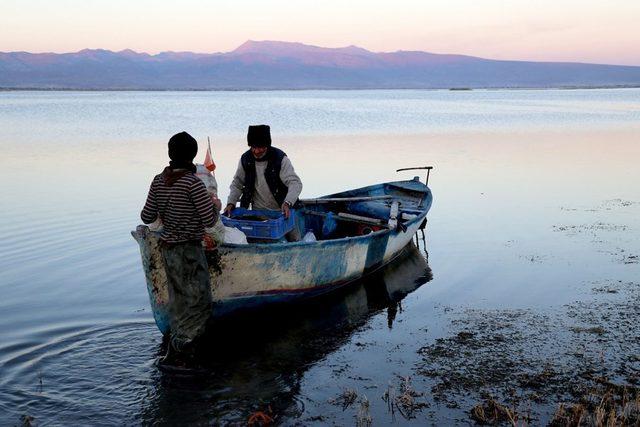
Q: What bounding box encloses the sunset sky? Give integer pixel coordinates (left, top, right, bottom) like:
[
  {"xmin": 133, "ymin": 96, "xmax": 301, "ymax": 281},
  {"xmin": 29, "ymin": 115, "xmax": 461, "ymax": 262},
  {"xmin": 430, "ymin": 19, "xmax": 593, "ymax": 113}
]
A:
[{"xmin": 1, "ymin": 0, "xmax": 639, "ymax": 65}]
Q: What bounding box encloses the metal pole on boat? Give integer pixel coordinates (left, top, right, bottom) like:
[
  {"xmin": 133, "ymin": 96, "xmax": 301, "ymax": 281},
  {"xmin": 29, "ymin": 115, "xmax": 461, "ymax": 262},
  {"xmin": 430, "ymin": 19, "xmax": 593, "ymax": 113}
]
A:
[{"xmin": 396, "ymin": 166, "xmax": 434, "ymax": 185}]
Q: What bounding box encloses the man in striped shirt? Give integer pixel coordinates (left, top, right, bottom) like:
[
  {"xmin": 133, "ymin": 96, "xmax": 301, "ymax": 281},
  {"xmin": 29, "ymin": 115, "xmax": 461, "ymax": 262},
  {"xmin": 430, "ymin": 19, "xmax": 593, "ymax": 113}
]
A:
[{"xmin": 141, "ymin": 131, "xmax": 219, "ymax": 359}]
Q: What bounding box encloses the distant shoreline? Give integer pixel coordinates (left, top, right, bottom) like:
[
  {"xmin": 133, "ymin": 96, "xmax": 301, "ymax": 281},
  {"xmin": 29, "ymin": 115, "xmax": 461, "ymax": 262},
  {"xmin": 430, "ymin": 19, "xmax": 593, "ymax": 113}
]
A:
[{"xmin": 1, "ymin": 85, "xmax": 639, "ymax": 92}]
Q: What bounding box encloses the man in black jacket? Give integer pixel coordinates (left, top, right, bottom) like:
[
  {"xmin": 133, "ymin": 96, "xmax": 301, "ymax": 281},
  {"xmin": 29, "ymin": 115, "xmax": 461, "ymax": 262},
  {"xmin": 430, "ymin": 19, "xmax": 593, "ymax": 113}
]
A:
[{"xmin": 224, "ymin": 125, "xmax": 302, "ymax": 220}]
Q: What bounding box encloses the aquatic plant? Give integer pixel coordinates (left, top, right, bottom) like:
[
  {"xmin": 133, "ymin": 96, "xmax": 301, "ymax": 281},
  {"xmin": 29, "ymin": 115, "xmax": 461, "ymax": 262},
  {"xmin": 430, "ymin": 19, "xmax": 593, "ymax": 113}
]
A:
[
  {"xmin": 382, "ymin": 375, "xmax": 427, "ymax": 420},
  {"xmin": 550, "ymin": 379, "xmax": 640, "ymax": 427},
  {"xmin": 329, "ymin": 388, "xmax": 358, "ymax": 410},
  {"xmin": 356, "ymin": 396, "xmax": 372, "ymax": 427},
  {"xmin": 470, "ymin": 398, "xmax": 530, "ymax": 426}
]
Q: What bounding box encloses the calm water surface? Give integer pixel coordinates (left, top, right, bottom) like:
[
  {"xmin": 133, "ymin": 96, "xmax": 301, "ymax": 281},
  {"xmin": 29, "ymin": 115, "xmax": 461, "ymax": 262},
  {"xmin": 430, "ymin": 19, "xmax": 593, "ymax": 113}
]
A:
[{"xmin": 0, "ymin": 89, "xmax": 639, "ymax": 424}]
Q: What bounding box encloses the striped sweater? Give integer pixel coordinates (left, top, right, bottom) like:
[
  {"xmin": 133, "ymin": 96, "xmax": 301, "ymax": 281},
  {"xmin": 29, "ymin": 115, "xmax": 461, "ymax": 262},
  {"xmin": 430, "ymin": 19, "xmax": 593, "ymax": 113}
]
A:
[{"xmin": 141, "ymin": 168, "xmax": 217, "ymax": 243}]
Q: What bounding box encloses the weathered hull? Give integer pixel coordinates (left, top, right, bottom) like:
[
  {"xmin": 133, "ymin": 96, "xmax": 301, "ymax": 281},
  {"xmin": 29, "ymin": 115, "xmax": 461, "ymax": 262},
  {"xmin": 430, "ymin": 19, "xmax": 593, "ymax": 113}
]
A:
[{"xmin": 132, "ymin": 179, "xmax": 432, "ymax": 335}]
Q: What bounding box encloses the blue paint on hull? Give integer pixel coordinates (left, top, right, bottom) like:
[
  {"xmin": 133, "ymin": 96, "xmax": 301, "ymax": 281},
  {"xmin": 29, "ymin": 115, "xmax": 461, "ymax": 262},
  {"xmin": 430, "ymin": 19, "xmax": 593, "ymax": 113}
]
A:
[
  {"xmin": 150, "ymin": 241, "xmax": 412, "ymax": 335},
  {"xmin": 364, "ymin": 231, "xmax": 390, "ymax": 271}
]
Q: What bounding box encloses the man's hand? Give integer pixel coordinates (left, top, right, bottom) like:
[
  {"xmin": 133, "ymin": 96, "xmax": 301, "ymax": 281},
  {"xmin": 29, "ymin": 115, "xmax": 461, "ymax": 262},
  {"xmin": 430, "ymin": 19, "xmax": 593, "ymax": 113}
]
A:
[
  {"xmin": 281, "ymin": 202, "xmax": 291, "ymax": 219},
  {"xmin": 223, "ymin": 203, "xmax": 235, "ymax": 216},
  {"xmin": 211, "ymin": 195, "xmax": 222, "ymax": 211}
]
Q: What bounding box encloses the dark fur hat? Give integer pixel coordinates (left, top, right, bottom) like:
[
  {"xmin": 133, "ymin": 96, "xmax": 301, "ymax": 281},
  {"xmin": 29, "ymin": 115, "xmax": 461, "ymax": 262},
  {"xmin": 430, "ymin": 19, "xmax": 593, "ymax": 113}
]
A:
[{"xmin": 247, "ymin": 125, "xmax": 271, "ymax": 147}]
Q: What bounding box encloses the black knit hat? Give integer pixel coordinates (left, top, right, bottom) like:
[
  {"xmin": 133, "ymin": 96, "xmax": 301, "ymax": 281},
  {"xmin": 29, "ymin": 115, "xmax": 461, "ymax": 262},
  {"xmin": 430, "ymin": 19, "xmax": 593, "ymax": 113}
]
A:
[
  {"xmin": 247, "ymin": 125, "xmax": 271, "ymax": 147},
  {"xmin": 168, "ymin": 131, "xmax": 198, "ymax": 162}
]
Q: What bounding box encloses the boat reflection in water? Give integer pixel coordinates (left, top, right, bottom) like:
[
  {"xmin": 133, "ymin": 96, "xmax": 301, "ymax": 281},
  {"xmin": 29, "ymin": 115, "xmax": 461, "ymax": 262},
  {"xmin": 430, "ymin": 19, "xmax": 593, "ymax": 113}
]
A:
[{"xmin": 139, "ymin": 243, "xmax": 432, "ymax": 424}]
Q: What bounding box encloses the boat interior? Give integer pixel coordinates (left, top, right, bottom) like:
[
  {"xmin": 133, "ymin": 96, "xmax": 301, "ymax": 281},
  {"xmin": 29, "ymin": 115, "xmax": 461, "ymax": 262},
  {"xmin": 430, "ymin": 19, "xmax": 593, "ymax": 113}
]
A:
[{"xmin": 226, "ymin": 179, "xmax": 432, "ymax": 243}]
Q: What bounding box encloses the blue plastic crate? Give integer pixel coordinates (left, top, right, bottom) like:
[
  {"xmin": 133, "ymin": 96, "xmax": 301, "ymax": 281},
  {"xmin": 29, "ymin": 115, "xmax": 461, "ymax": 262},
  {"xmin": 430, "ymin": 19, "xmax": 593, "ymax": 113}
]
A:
[{"xmin": 221, "ymin": 208, "xmax": 295, "ymax": 240}]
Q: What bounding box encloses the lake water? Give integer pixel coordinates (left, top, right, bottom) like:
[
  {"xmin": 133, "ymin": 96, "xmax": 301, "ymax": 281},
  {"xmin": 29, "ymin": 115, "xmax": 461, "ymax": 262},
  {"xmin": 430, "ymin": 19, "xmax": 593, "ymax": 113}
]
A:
[{"xmin": 1, "ymin": 89, "xmax": 639, "ymax": 425}]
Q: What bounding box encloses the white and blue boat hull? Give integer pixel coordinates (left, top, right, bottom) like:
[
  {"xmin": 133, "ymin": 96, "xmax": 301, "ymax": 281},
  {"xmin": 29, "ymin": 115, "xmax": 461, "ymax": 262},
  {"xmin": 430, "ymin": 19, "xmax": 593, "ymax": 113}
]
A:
[{"xmin": 133, "ymin": 178, "xmax": 432, "ymax": 335}]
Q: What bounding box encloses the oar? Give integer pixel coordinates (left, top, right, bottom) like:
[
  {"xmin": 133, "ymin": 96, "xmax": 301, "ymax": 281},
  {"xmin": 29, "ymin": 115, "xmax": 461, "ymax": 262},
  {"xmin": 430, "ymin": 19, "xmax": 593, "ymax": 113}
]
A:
[
  {"xmin": 302, "ymin": 210, "xmax": 391, "ymax": 229},
  {"xmin": 300, "ymin": 195, "xmax": 392, "ymax": 204}
]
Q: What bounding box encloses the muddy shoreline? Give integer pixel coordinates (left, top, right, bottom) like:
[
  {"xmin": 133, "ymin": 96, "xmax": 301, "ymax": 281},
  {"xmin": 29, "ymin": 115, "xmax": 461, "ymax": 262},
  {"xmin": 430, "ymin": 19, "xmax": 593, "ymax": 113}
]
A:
[
  {"xmin": 315, "ymin": 199, "xmax": 640, "ymax": 425},
  {"xmin": 318, "ymin": 275, "xmax": 639, "ymax": 425}
]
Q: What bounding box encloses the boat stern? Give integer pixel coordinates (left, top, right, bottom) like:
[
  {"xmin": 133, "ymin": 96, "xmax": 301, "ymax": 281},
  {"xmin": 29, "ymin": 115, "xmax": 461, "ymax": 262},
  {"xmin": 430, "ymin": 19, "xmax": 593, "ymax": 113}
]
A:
[{"xmin": 131, "ymin": 225, "xmax": 170, "ymax": 335}]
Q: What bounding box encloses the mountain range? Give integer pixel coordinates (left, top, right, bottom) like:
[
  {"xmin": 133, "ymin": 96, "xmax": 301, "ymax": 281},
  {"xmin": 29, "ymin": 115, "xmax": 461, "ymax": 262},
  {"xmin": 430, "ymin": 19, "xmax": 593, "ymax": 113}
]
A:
[{"xmin": 1, "ymin": 40, "xmax": 639, "ymax": 90}]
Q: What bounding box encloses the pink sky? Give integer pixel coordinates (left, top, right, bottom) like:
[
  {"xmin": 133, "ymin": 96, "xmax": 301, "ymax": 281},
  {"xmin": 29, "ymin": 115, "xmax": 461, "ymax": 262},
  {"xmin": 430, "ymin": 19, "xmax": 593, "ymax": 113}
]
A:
[{"xmin": 1, "ymin": 0, "xmax": 639, "ymax": 65}]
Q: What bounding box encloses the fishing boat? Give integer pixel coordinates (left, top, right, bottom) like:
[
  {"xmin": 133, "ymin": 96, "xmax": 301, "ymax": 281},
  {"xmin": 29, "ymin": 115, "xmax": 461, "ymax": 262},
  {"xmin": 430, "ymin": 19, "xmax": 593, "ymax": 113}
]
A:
[{"xmin": 132, "ymin": 170, "xmax": 433, "ymax": 335}]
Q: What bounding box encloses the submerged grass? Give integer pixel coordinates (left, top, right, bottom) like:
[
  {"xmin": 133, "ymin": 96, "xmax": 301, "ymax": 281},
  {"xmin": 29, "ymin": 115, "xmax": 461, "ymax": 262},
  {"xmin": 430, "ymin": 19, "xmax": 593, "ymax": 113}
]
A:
[
  {"xmin": 329, "ymin": 389, "xmax": 374, "ymax": 425},
  {"xmin": 382, "ymin": 375, "xmax": 428, "ymax": 420},
  {"xmin": 550, "ymin": 379, "xmax": 640, "ymax": 426},
  {"xmin": 356, "ymin": 396, "xmax": 373, "ymax": 427},
  {"xmin": 470, "ymin": 398, "xmax": 531, "ymax": 426},
  {"xmin": 329, "ymin": 388, "xmax": 359, "ymax": 410}
]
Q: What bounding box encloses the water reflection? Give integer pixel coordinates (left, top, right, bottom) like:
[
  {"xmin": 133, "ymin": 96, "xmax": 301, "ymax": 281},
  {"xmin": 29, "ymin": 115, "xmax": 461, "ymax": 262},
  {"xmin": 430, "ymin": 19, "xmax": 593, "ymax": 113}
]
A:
[{"xmin": 139, "ymin": 243, "xmax": 432, "ymax": 424}]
